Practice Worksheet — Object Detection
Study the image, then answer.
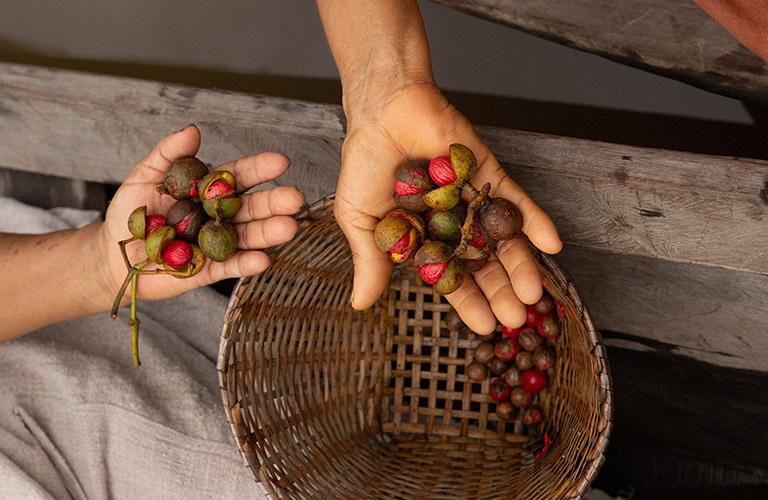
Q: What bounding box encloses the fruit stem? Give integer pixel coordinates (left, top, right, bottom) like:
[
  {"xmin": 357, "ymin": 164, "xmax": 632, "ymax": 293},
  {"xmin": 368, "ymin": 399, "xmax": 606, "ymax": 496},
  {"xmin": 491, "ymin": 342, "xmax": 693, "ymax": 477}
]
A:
[
  {"xmin": 118, "ymin": 237, "xmax": 138, "ymax": 271},
  {"xmin": 130, "ymin": 271, "xmax": 141, "ymax": 367},
  {"xmin": 455, "ymin": 182, "xmax": 491, "ymax": 257},
  {"xmin": 110, "ymin": 259, "xmax": 150, "ymax": 319}
]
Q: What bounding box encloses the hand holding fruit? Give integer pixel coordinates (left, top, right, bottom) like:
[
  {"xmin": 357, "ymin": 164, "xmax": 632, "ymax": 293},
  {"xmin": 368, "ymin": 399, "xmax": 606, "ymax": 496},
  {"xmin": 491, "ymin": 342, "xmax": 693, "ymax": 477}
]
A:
[
  {"xmin": 333, "ymin": 83, "xmax": 562, "ymax": 335},
  {"xmin": 101, "ymin": 125, "xmax": 305, "ymax": 364}
]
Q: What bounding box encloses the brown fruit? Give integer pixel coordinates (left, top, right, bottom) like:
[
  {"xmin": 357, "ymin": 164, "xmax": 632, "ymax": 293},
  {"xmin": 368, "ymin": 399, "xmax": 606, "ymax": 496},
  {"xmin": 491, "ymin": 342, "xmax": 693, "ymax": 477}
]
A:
[
  {"xmin": 518, "ymin": 327, "xmax": 544, "ymax": 352},
  {"xmin": 494, "ymin": 338, "xmax": 522, "ymax": 362},
  {"xmin": 534, "ymin": 293, "xmax": 555, "ymax": 314},
  {"xmin": 503, "ymin": 366, "xmax": 522, "ymax": 387},
  {"xmin": 523, "ymin": 406, "xmax": 544, "ymax": 426},
  {"xmin": 472, "ymin": 341, "xmax": 495, "ymax": 364},
  {"xmin": 538, "ymin": 313, "xmax": 561, "ymax": 340},
  {"xmin": 444, "ymin": 308, "xmax": 465, "ymax": 331},
  {"xmin": 510, "ymin": 386, "xmax": 532, "ymax": 408},
  {"xmin": 488, "ymin": 357, "xmax": 508, "ymax": 376},
  {"xmin": 533, "ymin": 346, "xmax": 556, "ymax": 371},
  {"xmin": 166, "ymin": 199, "xmax": 208, "ymax": 242},
  {"xmin": 496, "ymin": 400, "xmax": 518, "ymax": 422},
  {"xmin": 515, "ymin": 351, "xmax": 535, "ymax": 371},
  {"xmin": 466, "ymin": 361, "xmax": 488, "ymax": 382},
  {"xmin": 479, "ymin": 197, "xmax": 523, "ymax": 241}
]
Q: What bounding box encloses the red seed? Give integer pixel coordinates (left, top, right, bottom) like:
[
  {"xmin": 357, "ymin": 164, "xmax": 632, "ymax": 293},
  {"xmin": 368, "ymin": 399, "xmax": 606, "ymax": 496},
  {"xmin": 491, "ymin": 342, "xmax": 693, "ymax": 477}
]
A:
[
  {"xmin": 388, "ymin": 231, "xmax": 411, "ymax": 254},
  {"xmin": 525, "ymin": 304, "xmax": 542, "ymax": 327},
  {"xmin": 501, "ymin": 326, "xmax": 522, "ymax": 339},
  {"xmin": 145, "ymin": 214, "xmax": 167, "ymax": 237},
  {"xmin": 394, "ymin": 180, "xmax": 425, "ymax": 196},
  {"xmin": 418, "ymin": 261, "xmax": 449, "ymax": 285},
  {"xmin": 428, "ymin": 156, "xmax": 457, "ymax": 186},
  {"xmin": 468, "ymin": 221, "xmax": 486, "ymax": 248},
  {"xmin": 206, "ymin": 180, "xmax": 235, "ymax": 199},
  {"xmin": 494, "ymin": 338, "xmax": 522, "ymax": 361},
  {"xmin": 521, "ymin": 369, "xmax": 548, "ymax": 394},
  {"xmin": 162, "ymin": 240, "xmax": 194, "ymax": 268},
  {"xmin": 174, "ymin": 217, "xmax": 190, "ymax": 236},
  {"xmin": 489, "ymin": 378, "xmax": 511, "ymax": 402}
]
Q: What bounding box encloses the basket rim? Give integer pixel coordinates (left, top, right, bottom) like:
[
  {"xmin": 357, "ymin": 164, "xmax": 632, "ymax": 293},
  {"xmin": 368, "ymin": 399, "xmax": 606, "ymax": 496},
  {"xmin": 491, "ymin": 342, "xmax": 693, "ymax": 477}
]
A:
[{"xmin": 216, "ymin": 193, "xmax": 613, "ymax": 499}]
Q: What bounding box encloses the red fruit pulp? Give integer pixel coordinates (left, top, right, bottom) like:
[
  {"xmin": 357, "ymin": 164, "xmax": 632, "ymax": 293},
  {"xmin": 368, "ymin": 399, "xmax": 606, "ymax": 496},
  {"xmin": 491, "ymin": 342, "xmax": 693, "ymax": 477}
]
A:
[
  {"xmin": 418, "ymin": 261, "xmax": 449, "ymax": 285},
  {"xmin": 494, "ymin": 338, "xmax": 522, "ymax": 361},
  {"xmin": 145, "ymin": 214, "xmax": 167, "ymax": 237},
  {"xmin": 389, "ymin": 232, "xmax": 411, "ymax": 254},
  {"xmin": 206, "ymin": 180, "xmax": 235, "ymax": 199},
  {"xmin": 521, "ymin": 369, "xmax": 548, "ymax": 394},
  {"xmin": 501, "ymin": 325, "xmax": 522, "ymax": 339},
  {"xmin": 174, "ymin": 216, "xmax": 190, "ymax": 236},
  {"xmin": 469, "ymin": 222, "xmax": 486, "ymax": 248},
  {"xmin": 394, "ymin": 180, "xmax": 425, "ymax": 196},
  {"xmin": 162, "ymin": 240, "xmax": 194, "ymax": 268},
  {"xmin": 489, "ymin": 379, "xmax": 512, "ymax": 402},
  {"xmin": 428, "ymin": 156, "xmax": 457, "ymax": 186},
  {"xmin": 525, "ymin": 304, "xmax": 542, "ymax": 327}
]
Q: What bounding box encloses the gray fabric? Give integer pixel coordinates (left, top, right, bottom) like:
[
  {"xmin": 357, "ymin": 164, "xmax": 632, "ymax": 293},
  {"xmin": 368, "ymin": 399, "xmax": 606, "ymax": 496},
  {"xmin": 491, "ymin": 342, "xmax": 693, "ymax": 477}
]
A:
[
  {"xmin": 0, "ymin": 196, "xmax": 268, "ymax": 499},
  {"xmin": 0, "ymin": 288, "xmax": 269, "ymax": 500}
]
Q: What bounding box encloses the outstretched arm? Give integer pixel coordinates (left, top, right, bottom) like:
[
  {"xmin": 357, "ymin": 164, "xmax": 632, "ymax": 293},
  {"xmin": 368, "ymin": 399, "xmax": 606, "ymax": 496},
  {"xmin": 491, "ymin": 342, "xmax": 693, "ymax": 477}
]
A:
[
  {"xmin": 0, "ymin": 125, "xmax": 305, "ymax": 343},
  {"xmin": 316, "ymin": 0, "xmax": 562, "ymax": 334}
]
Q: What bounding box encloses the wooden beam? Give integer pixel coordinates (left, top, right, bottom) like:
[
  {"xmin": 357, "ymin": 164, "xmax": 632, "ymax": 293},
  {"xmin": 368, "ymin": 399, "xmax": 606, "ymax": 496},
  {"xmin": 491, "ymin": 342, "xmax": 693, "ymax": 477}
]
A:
[
  {"xmin": 430, "ymin": 0, "xmax": 768, "ymax": 105},
  {"xmin": 0, "ymin": 63, "xmax": 765, "ymax": 370}
]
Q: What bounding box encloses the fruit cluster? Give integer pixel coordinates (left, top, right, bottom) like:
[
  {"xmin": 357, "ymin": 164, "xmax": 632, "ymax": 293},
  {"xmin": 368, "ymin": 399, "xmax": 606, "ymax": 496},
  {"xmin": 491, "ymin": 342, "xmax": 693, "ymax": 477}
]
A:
[
  {"xmin": 375, "ymin": 144, "xmax": 523, "ymax": 295},
  {"xmin": 462, "ymin": 289, "xmax": 562, "ymax": 429},
  {"xmin": 111, "ymin": 156, "xmax": 242, "ymax": 366}
]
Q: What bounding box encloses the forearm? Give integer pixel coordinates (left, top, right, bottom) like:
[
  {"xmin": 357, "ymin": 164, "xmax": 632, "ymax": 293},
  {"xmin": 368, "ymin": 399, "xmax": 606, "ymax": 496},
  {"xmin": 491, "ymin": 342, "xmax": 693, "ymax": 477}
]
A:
[
  {"xmin": 0, "ymin": 223, "xmax": 112, "ymax": 342},
  {"xmin": 316, "ymin": 0, "xmax": 435, "ymax": 119}
]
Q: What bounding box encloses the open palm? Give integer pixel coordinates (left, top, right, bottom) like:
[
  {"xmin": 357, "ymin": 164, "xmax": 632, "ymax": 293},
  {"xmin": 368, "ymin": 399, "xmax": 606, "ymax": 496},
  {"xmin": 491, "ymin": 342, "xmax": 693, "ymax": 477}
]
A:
[{"xmin": 99, "ymin": 125, "xmax": 305, "ymax": 308}]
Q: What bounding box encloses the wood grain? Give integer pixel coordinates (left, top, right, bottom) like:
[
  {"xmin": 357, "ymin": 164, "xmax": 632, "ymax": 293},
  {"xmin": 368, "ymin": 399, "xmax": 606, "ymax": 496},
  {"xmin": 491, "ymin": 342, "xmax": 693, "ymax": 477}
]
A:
[
  {"xmin": 0, "ymin": 62, "xmax": 765, "ymax": 369},
  {"xmin": 431, "ymin": 0, "xmax": 768, "ymax": 104}
]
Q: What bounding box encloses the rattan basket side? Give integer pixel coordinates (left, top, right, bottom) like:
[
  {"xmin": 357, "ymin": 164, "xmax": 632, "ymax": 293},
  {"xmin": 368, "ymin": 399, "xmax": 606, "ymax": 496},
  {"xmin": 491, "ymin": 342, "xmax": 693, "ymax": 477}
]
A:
[{"xmin": 218, "ymin": 195, "xmax": 612, "ymax": 500}]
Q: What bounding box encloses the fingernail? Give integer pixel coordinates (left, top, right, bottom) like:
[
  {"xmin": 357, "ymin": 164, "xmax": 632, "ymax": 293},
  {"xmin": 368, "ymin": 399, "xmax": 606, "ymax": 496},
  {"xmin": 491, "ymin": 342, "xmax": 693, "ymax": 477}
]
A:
[
  {"xmin": 177, "ymin": 123, "xmax": 196, "ymax": 133},
  {"xmin": 349, "ymin": 288, "xmax": 355, "ymax": 305}
]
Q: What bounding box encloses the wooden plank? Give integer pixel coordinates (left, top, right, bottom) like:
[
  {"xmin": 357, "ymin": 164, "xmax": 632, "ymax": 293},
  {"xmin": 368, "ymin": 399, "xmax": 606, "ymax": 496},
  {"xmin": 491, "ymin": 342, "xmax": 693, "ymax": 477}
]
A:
[
  {"xmin": 557, "ymin": 246, "xmax": 768, "ymax": 371},
  {"xmin": 0, "ymin": 63, "xmax": 765, "ymax": 274},
  {"xmin": 431, "ymin": 0, "xmax": 768, "ymax": 104},
  {"xmin": 0, "ymin": 63, "xmax": 765, "ymax": 370}
]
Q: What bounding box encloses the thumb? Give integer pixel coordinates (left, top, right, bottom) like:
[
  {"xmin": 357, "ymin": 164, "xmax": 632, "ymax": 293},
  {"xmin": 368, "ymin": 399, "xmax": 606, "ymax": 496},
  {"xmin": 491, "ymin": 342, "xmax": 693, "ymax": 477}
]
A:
[
  {"xmin": 334, "ymin": 205, "xmax": 393, "ymax": 310},
  {"xmin": 127, "ymin": 125, "xmax": 202, "ymax": 181}
]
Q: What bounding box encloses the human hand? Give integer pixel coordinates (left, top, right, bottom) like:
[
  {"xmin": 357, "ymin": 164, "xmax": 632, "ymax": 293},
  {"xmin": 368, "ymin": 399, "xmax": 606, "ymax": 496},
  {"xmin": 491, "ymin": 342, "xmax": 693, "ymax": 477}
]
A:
[
  {"xmin": 99, "ymin": 125, "xmax": 305, "ymax": 307},
  {"xmin": 335, "ymin": 83, "xmax": 562, "ymax": 335}
]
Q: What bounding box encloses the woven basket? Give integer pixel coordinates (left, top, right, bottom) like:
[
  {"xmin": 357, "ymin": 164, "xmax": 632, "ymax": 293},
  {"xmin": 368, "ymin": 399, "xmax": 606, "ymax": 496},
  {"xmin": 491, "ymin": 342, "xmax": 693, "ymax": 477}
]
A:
[{"xmin": 218, "ymin": 195, "xmax": 612, "ymax": 500}]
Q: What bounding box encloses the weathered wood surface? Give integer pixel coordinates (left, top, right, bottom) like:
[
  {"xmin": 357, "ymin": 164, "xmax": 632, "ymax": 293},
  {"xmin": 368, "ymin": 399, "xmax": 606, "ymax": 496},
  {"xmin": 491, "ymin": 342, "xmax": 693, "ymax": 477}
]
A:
[
  {"xmin": 432, "ymin": 0, "xmax": 768, "ymax": 105},
  {"xmin": 0, "ymin": 62, "xmax": 765, "ymax": 370}
]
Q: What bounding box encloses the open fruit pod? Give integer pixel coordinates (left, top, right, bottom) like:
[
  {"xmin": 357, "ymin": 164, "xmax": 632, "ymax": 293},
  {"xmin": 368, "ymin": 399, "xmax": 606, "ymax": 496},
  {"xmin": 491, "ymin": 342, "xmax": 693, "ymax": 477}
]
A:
[{"xmin": 218, "ymin": 195, "xmax": 612, "ymax": 500}]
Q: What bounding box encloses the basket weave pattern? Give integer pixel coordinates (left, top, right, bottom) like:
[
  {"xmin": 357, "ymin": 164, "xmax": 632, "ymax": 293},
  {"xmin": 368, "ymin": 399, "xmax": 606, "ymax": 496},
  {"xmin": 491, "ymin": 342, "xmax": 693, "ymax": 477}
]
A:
[{"xmin": 218, "ymin": 196, "xmax": 612, "ymax": 499}]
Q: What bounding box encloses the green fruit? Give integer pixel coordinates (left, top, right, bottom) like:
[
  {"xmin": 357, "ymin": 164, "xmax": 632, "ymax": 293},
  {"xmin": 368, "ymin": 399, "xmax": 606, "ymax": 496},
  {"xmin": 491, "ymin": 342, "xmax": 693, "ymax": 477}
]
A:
[
  {"xmin": 198, "ymin": 220, "xmax": 238, "ymax": 262},
  {"xmin": 127, "ymin": 206, "xmax": 147, "ymax": 240},
  {"xmin": 449, "ymin": 143, "xmax": 477, "ymax": 184},
  {"xmin": 424, "ymin": 184, "xmax": 461, "ymax": 210},
  {"xmin": 145, "ymin": 226, "xmax": 176, "ymax": 264},
  {"xmin": 427, "ymin": 204, "xmax": 466, "ymax": 243}
]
